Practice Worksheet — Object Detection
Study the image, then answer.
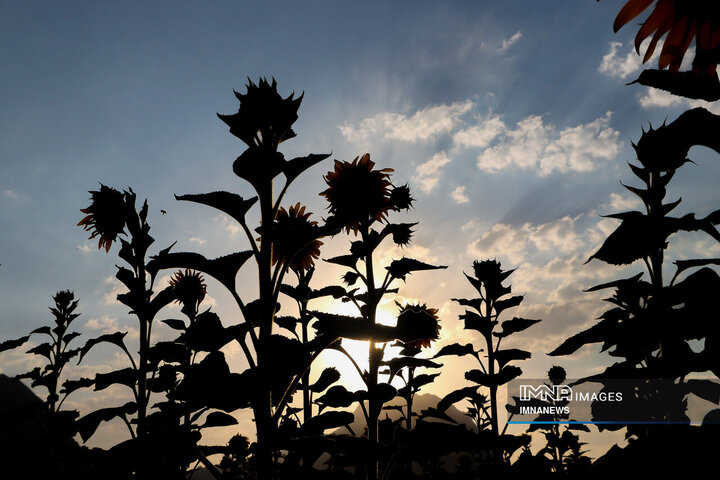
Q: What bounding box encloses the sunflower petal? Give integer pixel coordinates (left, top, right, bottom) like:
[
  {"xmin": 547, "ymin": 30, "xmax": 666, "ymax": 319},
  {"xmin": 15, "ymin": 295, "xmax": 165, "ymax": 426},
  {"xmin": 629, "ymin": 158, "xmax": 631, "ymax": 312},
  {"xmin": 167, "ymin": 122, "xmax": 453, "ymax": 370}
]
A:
[
  {"xmin": 614, "ymin": 0, "xmax": 655, "ymax": 33},
  {"xmin": 659, "ymin": 15, "xmax": 689, "ymax": 70},
  {"xmin": 635, "ymin": 1, "xmax": 673, "ymax": 53},
  {"xmin": 643, "ymin": 18, "xmax": 672, "ymax": 63}
]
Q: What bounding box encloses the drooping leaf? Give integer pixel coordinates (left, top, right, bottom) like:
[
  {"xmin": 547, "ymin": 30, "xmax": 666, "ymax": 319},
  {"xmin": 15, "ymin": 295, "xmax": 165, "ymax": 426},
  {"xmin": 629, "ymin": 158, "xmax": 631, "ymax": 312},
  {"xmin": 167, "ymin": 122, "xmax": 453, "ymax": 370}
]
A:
[
  {"xmin": 274, "ymin": 316, "xmax": 298, "ymax": 335},
  {"xmin": 375, "ymin": 383, "xmax": 397, "ymax": 403},
  {"xmin": 202, "ymin": 411, "xmax": 239, "ymax": 428},
  {"xmin": 585, "ymin": 272, "xmax": 645, "ymax": 292},
  {"xmin": 382, "ymin": 357, "xmax": 441, "ymax": 379},
  {"xmin": 94, "ymin": 368, "xmax": 137, "ymax": 392},
  {"xmin": 548, "ymin": 316, "xmax": 620, "ymax": 357},
  {"xmin": 182, "ymin": 310, "xmax": 233, "ymax": 352},
  {"xmin": 493, "ymin": 295, "xmax": 524, "ymax": 315},
  {"xmin": 175, "ymin": 191, "xmax": 258, "ymax": 227},
  {"xmin": 311, "ymin": 311, "xmax": 399, "ymax": 342},
  {"xmin": 420, "ymin": 407, "xmax": 457, "ymax": 424},
  {"xmin": 407, "ymin": 373, "xmax": 440, "ymax": 391},
  {"xmin": 26, "ymin": 342, "xmax": 53, "ymax": 361},
  {"xmin": 494, "ymin": 318, "xmax": 541, "ymax": 338},
  {"xmin": 283, "ymin": 153, "xmax": 331, "ymax": 183},
  {"xmin": 30, "ymin": 326, "xmax": 52, "ymax": 336},
  {"xmin": 61, "ymin": 377, "xmax": 95, "ymax": 395},
  {"xmin": 78, "ymin": 332, "xmax": 128, "ymax": 364},
  {"xmin": 308, "ymin": 285, "xmax": 348, "ymax": 300},
  {"xmin": 460, "ymin": 311, "xmax": 496, "ymax": 337},
  {"xmin": 147, "ymin": 250, "xmax": 253, "ymax": 294},
  {"xmin": 161, "ymin": 318, "xmax": 187, "ymax": 330},
  {"xmin": 433, "ymin": 343, "xmax": 478, "ymax": 360},
  {"xmin": 309, "ymin": 367, "xmax": 341, "ymax": 393},
  {"xmin": 323, "ymin": 255, "xmax": 358, "ymax": 269},
  {"xmin": 147, "ymin": 341, "xmax": 187, "ymax": 365},
  {"xmin": 437, "ymin": 386, "xmax": 480, "ymax": 412},
  {"xmin": 300, "ymin": 410, "xmax": 355, "ymax": 435},
  {"xmin": 465, "ymin": 366, "xmax": 523, "ymax": 387},
  {"xmin": 494, "ymin": 348, "xmax": 531, "ymax": 369},
  {"xmin": 76, "ymin": 402, "xmax": 137, "ymax": 442},
  {"xmin": 386, "ymin": 258, "xmax": 447, "ymax": 281},
  {"xmin": 315, "ymin": 385, "xmax": 357, "ymax": 409}
]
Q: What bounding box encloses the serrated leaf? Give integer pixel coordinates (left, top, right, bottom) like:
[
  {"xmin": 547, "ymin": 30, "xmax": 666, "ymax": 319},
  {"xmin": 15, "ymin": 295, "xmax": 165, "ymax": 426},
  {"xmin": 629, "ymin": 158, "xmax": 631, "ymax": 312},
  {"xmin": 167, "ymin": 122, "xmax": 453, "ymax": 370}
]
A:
[
  {"xmin": 147, "ymin": 250, "xmax": 253, "ymax": 294},
  {"xmin": 386, "ymin": 257, "xmax": 447, "ymax": 281},
  {"xmin": 465, "ymin": 366, "xmax": 522, "ymax": 387},
  {"xmin": 494, "ymin": 318, "xmax": 541, "ymax": 338},
  {"xmin": 433, "ymin": 343, "xmax": 478, "ymax": 360},
  {"xmin": 175, "ymin": 191, "xmax": 258, "ymax": 226},
  {"xmin": 0, "ymin": 335, "xmax": 30, "ymax": 353},
  {"xmin": 494, "ymin": 348, "xmax": 531, "ymax": 369}
]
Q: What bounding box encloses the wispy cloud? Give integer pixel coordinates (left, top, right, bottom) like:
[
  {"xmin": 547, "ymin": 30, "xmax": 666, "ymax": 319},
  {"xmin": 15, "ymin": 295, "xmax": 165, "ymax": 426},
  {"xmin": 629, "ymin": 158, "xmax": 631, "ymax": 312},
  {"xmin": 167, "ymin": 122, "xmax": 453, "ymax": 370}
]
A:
[
  {"xmin": 339, "ymin": 101, "xmax": 473, "ymax": 142},
  {"xmin": 77, "ymin": 244, "xmax": 91, "ymax": 253},
  {"xmin": 3, "ymin": 189, "xmax": 20, "ymax": 200},
  {"xmin": 500, "ymin": 30, "xmax": 523, "ymax": 52},
  {"xmin": 450, "ymin": 186, "xmax": 470, "ymax": 204},
  {"xmin": 189, "ymin": 237, "xmax": 206, "ymax": 245},
  {"xmin": 412, "ymin": 151, "xmax": 452, "ymax": 194},
  {"xmin": 476, "ymin": 112, "xmax": 619, "ymax": 175}
]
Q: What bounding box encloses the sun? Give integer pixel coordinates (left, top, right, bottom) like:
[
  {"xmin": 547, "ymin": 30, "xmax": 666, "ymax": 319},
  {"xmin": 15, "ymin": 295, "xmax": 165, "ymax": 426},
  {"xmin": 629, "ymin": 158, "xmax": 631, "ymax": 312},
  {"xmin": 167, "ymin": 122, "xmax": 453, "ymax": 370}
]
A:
[{"xmin": 312, "ymin": 300, "xmax": 406, "ymax": 392}]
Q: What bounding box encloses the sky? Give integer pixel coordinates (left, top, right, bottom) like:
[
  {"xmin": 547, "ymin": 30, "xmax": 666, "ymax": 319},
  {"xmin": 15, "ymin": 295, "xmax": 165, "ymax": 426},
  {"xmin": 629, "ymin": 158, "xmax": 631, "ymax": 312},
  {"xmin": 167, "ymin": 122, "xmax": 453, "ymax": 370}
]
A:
[{"xmin": 2, "ymin": 0, "xmax": 720, "ymax": 460}]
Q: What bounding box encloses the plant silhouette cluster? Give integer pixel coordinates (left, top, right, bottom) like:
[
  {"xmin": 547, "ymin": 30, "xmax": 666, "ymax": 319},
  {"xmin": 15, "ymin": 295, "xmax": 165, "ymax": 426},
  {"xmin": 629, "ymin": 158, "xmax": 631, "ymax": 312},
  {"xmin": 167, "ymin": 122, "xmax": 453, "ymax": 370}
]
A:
[{"xmin": 4, "ymin": 4, "xmax": 720, "ymax": 477}]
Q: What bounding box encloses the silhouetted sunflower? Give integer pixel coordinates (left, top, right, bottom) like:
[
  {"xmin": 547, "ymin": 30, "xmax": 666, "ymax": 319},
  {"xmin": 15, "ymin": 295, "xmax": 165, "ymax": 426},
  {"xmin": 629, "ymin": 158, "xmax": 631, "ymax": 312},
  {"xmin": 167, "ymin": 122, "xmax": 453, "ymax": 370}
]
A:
[
  {"xmin": 612, "ymin": 0, "xmax": 720, "ymax": 73},
  {"xmin": 320, "ymin": 154, "xmax": 394, "ymax": 233},
  {"xmin": 217, "ymin": 77, "xmax": 302, "ymax": 149},
  {"xmin": 396, "ymin": 303, "xmax": 441, "ymax": 349},
  {"xmin": 77, "ymin": 184, "xmax": 128, "ymax": 252},
  {"xmin": 272, "ymin": 203, "xmax": 323, "ymax": 273},
  {"xmin": 548, "ymin": 365, "xmax": 567, "ymax": 385},
  {"xmin": 169, "ymin": 269, "xmax": 207, "ymax": 311}
]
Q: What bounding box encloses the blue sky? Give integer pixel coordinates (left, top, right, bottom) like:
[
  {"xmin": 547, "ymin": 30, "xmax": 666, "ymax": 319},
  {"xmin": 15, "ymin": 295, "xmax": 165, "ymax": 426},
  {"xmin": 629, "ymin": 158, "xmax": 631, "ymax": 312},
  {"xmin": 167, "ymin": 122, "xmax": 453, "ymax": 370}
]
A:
[{"xmin": 2, "ymin": 0, "xmax": 720, "ymax": 455}]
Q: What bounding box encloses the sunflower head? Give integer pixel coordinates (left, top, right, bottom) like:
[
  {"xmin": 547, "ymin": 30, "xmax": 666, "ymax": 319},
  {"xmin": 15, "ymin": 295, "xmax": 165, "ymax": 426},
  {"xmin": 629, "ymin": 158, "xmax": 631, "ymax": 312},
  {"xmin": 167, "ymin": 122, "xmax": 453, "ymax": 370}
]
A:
[
  {"xmin": 612, "ymin": 0, "xmax": 720, "ymax": 74},
  {"xmin": 320, "ymin": 154, "xmax": 395, "ymax": 233},
  {"xmin": 169, "ymin": 269, "xmax": 207, "ymax": 313},
  {"xmin": 548, "ymin": 365, "xmax": 567, "ymax": 385},
  {"xmin": 272, "ymin": 203, "xmax": 323, "ymax": 273},
  {"xmin": 396, "ymin": 302, "xmax": 441, "ymax": 349},
  {"xmin": 217, "ymin": 77, "xmax": 302, "ymax": 149},
  {"xmin": 77, "ymin": 184, "xmax": 129, "ymax": 253},
  {"xmin": 389, "ymin": 184, "xmax": 414, "ymax": 211}
]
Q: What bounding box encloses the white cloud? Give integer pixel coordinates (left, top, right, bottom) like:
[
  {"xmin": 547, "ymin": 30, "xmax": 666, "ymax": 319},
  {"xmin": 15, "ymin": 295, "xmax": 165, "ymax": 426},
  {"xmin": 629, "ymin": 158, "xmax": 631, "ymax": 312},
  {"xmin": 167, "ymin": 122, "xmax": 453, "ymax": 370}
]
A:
[
  {"xmin": 412, "ymin": 151, "xmax": 452, "ymax": 194},
  {"xmin": 476, "ymin": 112, "xmax": 619, "ymax": 175},
  {"xmin": 3, "ymin": 189, "xmax": 19, "ymax": 199},
  {"xmin": 453, "ymin": 115, "xmax": 506, "ymax": 148},
  {"xmin": 101, "ymin": 276, "xmax": 124, "ymax": 305},
  {"xmin": 639, "ymin": 87, "xmax": 720, "ymax": 114},
  {"xmin": 450, "ymin": 186, "xmax": 470, "ymax": 204},
  {"xmin": 339, "ymin": 100, "xmax": 473, "ymax": 142},
  {"xmin": 606, "ymin": 193, "xmax": 642, "ymax": 211},
  {"xmin": 77, "ymin": 244, "xmax": 91, "ymax": 253},
  {"xmin": 189, "ymin": 237, "xmax": 206, "ymax": 245},
  {"xmin": 598, "ymin": 41, "xmax": 642, "ymax": 79},
  {"xmin": 215, "ymin": 215, "xmax": 241, "ymax": 237},
  {"xmin": 85, "ymin": 315, "xmax": 119, "ymax": 331},
  {"xmin": 500, "ymin": 31, "xmax": 523, "ymax": 51},
  {"xmin": 467, "ymin": 216, "xmax": 584, "ymax": 265}
]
